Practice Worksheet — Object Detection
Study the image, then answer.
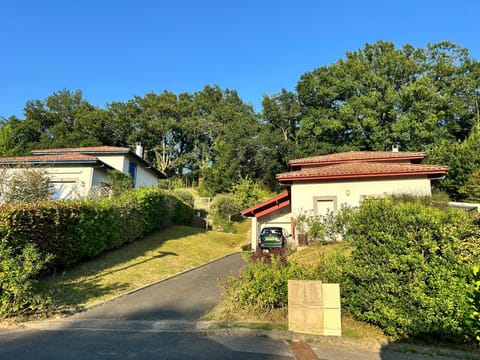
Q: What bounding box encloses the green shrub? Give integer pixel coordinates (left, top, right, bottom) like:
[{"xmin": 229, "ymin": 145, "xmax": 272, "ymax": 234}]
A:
[
  {"xmin": 173, "ymin": 189, "xmax": 195, "ymax": 208},
  {"xmin": 99, "ymin": 169, "xmax": 133, "ymax": 198},
  {"xmin": 340, "ymin": 197, "xmax": 480, "ymax": 343},
  {"xmin": 467, "ymin": 266, "xmax": 480, "ymax": 342},
  {"xmin": 211, "ymin": 194, "xmax": 242, "ymax": 220},
  {"xmin": 231, "ymin": 177, "xmax": 265, "ymax": 209},
  {"xmin": 173, "ymin": 197, "xmax": 193, "ymax": 225},
  {"xmin": 0, "ymin": 243, "xmax": 53, "ymax": 318},
  {"xmin": 223, "ymin": 255, "xmax": 314, "ymax": 313},
  {"xmin": 3, "ymin": 166, "xmax": 52, "ymax": 203}
]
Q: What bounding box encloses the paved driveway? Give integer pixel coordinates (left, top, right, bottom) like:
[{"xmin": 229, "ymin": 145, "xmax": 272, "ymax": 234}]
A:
[{"xmin": 72, "ymin": 252, "xmax": 246, "ymax": 321}]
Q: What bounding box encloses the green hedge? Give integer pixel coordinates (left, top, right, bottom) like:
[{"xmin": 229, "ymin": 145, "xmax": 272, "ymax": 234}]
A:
[
  {"xmin": 0, "ymin": 243, "xmax": 53, "ymax": 318},
  {"xmin": 340, "ymin": 197, "xmax": 480, "ymax": 343},
  {"xmin": 0, "ymin": 188, "xmax": 193, "ymax": 268}
]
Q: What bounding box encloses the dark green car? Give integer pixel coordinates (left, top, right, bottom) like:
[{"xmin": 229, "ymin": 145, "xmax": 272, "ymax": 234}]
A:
[{"xmin": 258, "ymin": 227, "xmax": 288, "ymax": 249}]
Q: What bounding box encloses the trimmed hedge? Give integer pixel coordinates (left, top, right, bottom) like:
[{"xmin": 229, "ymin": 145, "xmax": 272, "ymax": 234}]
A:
[
  {"xmin": 0, "ymin": 188, "xmax": 193, "ymax": 268},
  {"xmin": 340, "ymin": 197, "xmax": 480, "ymax": 343}
]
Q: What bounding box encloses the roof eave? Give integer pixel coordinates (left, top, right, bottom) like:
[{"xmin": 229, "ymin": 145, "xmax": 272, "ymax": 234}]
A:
[
  {"xmin": 0, "ymin": 159, "xmax": 113, "ymax": 169},
  {"xmin": 241, "ymin": 191, "xmax": 290, "ymax": 217},
  {"xmin": 276, "ymin": 170, "xmax": 448, "ymax": 182}
]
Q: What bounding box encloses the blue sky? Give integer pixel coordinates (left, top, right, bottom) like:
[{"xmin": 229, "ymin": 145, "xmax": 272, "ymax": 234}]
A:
[{"xmin": 1, "ymin": 0, "xmax": 479, "ymax": 118}]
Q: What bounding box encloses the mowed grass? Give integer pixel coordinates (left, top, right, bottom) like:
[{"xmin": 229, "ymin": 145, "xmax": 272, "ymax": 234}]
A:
[{"xmin": 40, "ymin": 222, "xmax": 249, "ymax": 315}]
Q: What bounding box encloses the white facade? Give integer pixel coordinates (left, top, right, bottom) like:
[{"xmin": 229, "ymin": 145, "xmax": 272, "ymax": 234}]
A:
[
  {"xmin": 290, "ymin": 177, "xmax": 432, "ymax": 218},
  {"xmin": 97, "ymin": 155, "xmax": 159, "ymax": 188},
  {"xmin": 0, "ymin": 147, "xmax": 162, "ymax": 202},
  {"xmin": 248, "ymin": 176, "xmax": 432, "ymax": 250},
  {"xmin": 47, "ymin": 165, "xmax": 110, "ymax": 199}
]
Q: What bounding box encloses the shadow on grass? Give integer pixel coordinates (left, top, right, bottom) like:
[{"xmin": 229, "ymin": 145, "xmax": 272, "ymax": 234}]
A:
[
  {"xmin": 85, "ymin": 251, "xmax": 178, "ymax": 282},
  {"xmin": 39, "ymin": 226, "xmax": 204, "ymax": 313}
]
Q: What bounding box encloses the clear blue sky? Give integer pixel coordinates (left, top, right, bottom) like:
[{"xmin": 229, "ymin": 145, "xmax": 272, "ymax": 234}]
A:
[{"xmin": 1, "ymin": 0, "xmax": 479, "ymax": 119}]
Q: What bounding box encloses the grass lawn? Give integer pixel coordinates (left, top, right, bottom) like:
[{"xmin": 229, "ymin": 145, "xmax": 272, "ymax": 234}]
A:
[{"xmin": 40, "ymin": 222, "xmax": 249, "ymax": 315}]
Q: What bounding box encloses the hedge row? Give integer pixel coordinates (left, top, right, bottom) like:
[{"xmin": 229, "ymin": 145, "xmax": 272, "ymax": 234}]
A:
[
  {"xmin": 0, "ymin": 188, "xmax": 193, "ymax": 269},
  {"xmin": 340, "ymin": 197, "xmax": 480, "ymax": 343}
]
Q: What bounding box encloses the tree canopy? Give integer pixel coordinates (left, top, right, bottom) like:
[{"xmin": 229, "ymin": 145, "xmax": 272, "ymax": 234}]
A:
[{"xmin": 2, "ymin": 41, "xmax": 480, "ymax": 198}]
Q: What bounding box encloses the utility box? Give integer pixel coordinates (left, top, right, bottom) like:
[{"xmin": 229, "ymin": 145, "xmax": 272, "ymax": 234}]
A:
[{"xmin": 288, "ymin": 280, "xmax": 341, "ymax": 336}]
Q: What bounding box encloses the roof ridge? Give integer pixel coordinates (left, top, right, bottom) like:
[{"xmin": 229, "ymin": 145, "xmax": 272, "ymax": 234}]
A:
[{"xmin": 288, "ymin": 151, "xmax": 426, "ymax": 165}]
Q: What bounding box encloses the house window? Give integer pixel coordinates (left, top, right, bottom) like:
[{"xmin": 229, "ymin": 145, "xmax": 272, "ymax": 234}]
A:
[
  {"xmin": 128, "ymin": 162, "xmax": 137, "ymax": 187},
  {"xmin": 313, "ymin": 196, "xmax": 337, "ymax": 216}
]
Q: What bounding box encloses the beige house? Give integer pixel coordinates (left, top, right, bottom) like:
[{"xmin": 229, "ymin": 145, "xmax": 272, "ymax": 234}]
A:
[
  {"xmin": 242, "ymin": 150, "xmax": 448, "ymax": 250},
  {"xmin": 0, "ymin": 146, "xmax": 164, "ymax": 200}
]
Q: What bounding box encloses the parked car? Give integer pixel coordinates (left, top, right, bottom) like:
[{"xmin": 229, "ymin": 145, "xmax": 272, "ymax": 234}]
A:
[{"xmin": 258, "ymin": 226, "xmax": 289, "ymax": 249}]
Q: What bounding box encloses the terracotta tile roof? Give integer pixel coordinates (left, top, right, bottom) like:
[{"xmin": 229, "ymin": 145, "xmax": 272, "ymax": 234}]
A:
[
  {"xmin": 241, "ymin": 191, "xmax": 290, "ymax": 218},
  {"xmin": 32, "ymin": 146, "xmax": 130, "ymax": 155},
  {"xmin": 0, "ymin": 153, "xmax": 104, "ymax": 164},
  {"xmin": 277, "ymin": 162, "xmax": 448, "ymax": 182},
  {"xmin": 288, "ymin": 151, "xmax": 426, "ymax": 167}
]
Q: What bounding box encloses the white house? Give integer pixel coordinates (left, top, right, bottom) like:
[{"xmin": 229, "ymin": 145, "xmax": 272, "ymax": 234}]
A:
[
  {"xmin": 242, "ymin": 150, "xmax": 448, "ymax": 250},
  {"xmin": 0, "ymin": 145, "xmax": 164, "ymax": 200}
]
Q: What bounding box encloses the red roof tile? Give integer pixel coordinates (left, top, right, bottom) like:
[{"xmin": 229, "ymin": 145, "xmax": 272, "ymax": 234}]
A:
[
  {"xmin": 0, "ymin": 154, "xmax": 100, "ymax": 163},
  {"xmin": 32, "ymin": 146, "xmax": 130, "ymax": 155},
  {"xmin": 288, "ymin": 151, "xmax": 425, "ymax": 167},
  {"xmin": 241, "ymin": 191, "xmax": 290, "ymax": 218},
  {"xmin": 277, "ymin": 162, "xmax": 448, "ymax": 182}
]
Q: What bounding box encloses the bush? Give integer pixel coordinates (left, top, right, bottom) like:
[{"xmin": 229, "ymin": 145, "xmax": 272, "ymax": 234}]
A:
[
  {"xmin": 211, "ymin": 194, "xmax": 242, "ymax": 221},
  {"xmin": 173, "ymin": 189, "xmax": 195, "ymax": 208},
  {"xmin": 223, "ymin": 254, "xmax": 314, "ymax": 313},
  {"xmin": 250, "ymin": 248, "xmax": 288, "ymax": 264},
  {"xmin": 210, "ymin": 193, "xmax": 242, "ymax": 232},
  {"xmin": 99, "ymin": 169, "xmax": 133, "ymax": 198},
  {"xmin": 467, "ymin": 266, "xmax": 480, "ymax": 342},
  {"xmin": 0, "ymin": 243, "xmax": 53, "ymax": 318},
  {"xmin": 2, "ymin": 166, "xmax": 51, "ymax": 203},
  {"xmin": 231, "ymin": 177, "xmax": 265, "ymax": 209},
  {"xmin": 340, "ymin": 197, "xmax": 480, "ymax": 342}
]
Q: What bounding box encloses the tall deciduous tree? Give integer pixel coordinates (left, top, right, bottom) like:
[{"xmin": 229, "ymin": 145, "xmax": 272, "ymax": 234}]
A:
[
  {"xmin": 256, "ymin": 89, "xmax": 301, "ymax": 189},
  {"xmin": 23, "ymin": 89, "xmax": 99, "ymax": 148},
  {"xmin": 198, "ymin": 86, "xmax": 259, "ymax": 194},
  {"xmin": 130, "ymin": 91, "xmax": 187, "ymax": 176},
  {"xmin": 427, "ymin": 127, "xmax": 480, "ymax": 200},
  {"xmin": 295, "ymin": 41, "xmax": 480, "ymax": 155}
]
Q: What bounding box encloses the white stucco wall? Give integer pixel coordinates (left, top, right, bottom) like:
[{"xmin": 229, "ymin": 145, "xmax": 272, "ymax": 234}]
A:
[
  {"xmin": 290, "ymin": 176, "xmax": 432, "ymax": 219},
  {"xmin": 133, "ymin": 161, "xmax": 159, "ymax": 187},
  {"xmin": 98, "ymin": 155, "xmax": 158, "ymax": 188},
  {"xmin": 97, "ymin": 155, "xmax": 127, "ymax": 173},
  {"xmin": 91, "ymin": 167, "xmax": 110, "ymax": 188},
  {"xmin": 46, "ymin": 166, "xmax": 94, "ymax": 199}
]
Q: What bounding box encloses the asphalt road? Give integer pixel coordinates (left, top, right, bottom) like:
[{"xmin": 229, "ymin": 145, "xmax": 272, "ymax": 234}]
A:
[{"xmin": 0, "ymin": 328, "xmax": 293, "ymax": 359}]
